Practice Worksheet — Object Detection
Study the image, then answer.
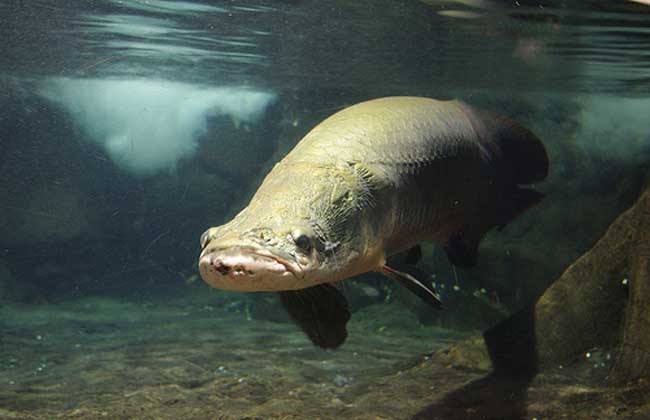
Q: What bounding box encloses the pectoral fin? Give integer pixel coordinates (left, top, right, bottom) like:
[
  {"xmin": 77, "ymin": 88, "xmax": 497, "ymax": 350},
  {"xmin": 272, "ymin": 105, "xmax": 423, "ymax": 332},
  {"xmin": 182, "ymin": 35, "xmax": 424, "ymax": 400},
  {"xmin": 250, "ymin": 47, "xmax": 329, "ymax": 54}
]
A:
[
  {"xmin": 278, "ymin": 283, "xmax": 351, "ymax": 349},
  {"xmin": 382, "ymin": 264, "xmax": 442, "ymax": 309}
]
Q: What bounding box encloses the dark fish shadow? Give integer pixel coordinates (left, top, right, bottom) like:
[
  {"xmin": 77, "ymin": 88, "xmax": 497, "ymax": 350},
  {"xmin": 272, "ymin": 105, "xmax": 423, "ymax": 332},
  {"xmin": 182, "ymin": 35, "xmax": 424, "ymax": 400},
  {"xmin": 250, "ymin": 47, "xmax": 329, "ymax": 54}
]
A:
[{"xmin": 413, "ymin": 308, "xmax": 538, "ymax": 420}]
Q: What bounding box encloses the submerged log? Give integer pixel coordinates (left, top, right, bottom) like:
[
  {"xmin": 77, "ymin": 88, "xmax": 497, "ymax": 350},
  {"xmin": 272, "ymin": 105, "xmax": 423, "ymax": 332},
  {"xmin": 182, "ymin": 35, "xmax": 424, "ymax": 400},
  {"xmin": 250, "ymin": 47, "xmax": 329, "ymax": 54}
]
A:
[
  {"xmin": 483, "ymin": 185, "xmax": 650, "ymax": 383},
  {"xmin": 533, "ymin": 186, "xmax": 650, "ymax": 382},
  {"xmin": 609, "ymin": 192, "xmax": 650, "ymax": 383}
]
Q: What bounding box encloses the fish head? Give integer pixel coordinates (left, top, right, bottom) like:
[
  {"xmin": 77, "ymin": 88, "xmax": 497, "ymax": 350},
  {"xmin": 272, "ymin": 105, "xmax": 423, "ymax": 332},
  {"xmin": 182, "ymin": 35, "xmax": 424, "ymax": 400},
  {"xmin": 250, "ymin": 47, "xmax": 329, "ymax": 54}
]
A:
[
  {"xmin": 199, "ymin": 162, "xmax": 375, "ymax": 292},
  {"xmin": 198, "ymin": 218, "xmax": 331, "ymax": 291}
]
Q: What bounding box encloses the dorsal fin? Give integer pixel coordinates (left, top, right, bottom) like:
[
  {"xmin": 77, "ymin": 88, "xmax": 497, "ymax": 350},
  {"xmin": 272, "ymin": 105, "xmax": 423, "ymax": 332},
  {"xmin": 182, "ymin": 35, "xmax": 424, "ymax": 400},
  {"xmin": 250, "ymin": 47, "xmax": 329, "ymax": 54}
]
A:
[{"xmin": 475, "ymin": 109, "xmax": 549, "ymax": 186}]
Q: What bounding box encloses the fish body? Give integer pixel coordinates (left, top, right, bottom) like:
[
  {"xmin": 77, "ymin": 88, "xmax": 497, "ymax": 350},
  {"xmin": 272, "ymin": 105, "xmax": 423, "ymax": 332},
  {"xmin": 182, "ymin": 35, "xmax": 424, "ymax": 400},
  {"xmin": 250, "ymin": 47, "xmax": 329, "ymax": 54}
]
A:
[{"xmin": 198, "ymin": 96, "xmax": 548, "ymax": 348}]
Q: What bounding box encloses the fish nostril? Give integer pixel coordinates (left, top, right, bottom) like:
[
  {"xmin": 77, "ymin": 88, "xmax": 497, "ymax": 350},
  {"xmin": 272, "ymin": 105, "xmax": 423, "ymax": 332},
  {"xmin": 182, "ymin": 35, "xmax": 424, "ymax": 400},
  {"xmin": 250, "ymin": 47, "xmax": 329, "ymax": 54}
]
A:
[{"xmin": 212, "ymin": 259, "xmax": 230, "ymax": 275}]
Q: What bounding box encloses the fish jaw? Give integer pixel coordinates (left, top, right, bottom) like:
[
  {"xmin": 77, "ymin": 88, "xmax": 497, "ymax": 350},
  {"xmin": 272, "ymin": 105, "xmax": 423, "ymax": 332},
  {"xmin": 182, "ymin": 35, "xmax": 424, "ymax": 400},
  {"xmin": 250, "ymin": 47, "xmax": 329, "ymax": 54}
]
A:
[{"xmin": 199, "ymin": 246, "xmax": 307, "ymax": 292}]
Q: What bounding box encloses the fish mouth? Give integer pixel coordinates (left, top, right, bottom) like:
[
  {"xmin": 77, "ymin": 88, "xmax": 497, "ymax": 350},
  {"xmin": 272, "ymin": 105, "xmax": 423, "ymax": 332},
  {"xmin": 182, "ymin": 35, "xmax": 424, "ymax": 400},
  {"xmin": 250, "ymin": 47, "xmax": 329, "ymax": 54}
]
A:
[{"xmin": 198, "ymin": 246, "xmax": 304, "ymax": 291}]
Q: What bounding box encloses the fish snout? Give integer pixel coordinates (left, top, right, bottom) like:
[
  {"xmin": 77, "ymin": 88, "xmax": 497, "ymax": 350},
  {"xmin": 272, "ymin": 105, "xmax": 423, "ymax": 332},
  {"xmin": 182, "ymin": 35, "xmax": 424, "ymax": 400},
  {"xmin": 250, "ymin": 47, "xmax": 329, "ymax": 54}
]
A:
[
  {"xmin": 203, "ymin": 254, "xmax": 252, "ymax": 276},
  {"xmin": 198, "ymin": 247, "xmax": 301, "ymax": 291}
]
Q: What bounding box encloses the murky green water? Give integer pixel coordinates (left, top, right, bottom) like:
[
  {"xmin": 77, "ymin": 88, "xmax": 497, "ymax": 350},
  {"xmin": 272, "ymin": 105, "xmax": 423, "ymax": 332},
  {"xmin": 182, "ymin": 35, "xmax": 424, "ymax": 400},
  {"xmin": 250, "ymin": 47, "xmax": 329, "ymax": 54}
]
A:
[{"xmin": 2, "ymin": 1, "xmax": 650, "ymax": 418}]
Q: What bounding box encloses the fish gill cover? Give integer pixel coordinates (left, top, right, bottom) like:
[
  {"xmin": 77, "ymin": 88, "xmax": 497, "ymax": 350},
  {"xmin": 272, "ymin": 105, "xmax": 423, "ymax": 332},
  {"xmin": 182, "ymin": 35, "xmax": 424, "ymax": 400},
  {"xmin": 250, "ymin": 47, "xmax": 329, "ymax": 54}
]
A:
[{"xmin": 39, "ymin": 78, "xmax": 276, "ymax": 176}]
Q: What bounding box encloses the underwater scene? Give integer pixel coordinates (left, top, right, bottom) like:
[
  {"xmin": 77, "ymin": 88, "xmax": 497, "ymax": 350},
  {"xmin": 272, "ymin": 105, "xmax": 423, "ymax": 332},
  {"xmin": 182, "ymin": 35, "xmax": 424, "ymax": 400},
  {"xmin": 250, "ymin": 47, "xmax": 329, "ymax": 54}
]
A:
[{"xmin": 2, "ymin": 1, "xmax": 650, "ymax": 419}]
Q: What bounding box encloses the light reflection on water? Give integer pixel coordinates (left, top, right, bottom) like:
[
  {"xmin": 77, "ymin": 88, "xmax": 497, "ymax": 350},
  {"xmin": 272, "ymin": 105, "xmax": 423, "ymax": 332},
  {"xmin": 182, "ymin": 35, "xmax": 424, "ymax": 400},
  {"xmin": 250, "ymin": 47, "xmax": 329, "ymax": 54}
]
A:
[{"xmin": 2, "ymin": 1, "xmax": 650, "ymax": 94}]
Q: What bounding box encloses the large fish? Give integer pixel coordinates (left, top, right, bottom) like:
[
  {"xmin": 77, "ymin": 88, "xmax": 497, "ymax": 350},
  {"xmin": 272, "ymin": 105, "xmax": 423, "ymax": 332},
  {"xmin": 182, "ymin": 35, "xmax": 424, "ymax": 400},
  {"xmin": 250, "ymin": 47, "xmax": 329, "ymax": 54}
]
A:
[{"xmin": 198, "ymin": 97, "xmax": 548, "ymax": 348}]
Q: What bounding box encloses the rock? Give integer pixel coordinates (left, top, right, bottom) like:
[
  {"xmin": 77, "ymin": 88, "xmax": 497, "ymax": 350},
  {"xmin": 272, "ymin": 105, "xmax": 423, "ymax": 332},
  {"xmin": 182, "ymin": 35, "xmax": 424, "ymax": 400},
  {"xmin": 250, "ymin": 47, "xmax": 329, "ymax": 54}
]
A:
[
  {"xmin": 437, "ymin": 337, "xmax": 491, "ymax": 371},
  {"xmin": 487, "ymin": 184, "xmax": 650, "ymax": 383},
  {"xmin": 534, "ymin": 184, "xmax": 650, "ymax": 383}
]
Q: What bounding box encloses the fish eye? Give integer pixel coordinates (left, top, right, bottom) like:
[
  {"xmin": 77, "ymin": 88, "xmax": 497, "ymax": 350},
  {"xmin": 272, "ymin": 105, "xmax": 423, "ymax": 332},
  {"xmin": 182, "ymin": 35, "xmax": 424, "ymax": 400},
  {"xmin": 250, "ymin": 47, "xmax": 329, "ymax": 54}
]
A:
[{"xmin": 293, "ymin": 233, "xmax": 313, "ymax": 253}]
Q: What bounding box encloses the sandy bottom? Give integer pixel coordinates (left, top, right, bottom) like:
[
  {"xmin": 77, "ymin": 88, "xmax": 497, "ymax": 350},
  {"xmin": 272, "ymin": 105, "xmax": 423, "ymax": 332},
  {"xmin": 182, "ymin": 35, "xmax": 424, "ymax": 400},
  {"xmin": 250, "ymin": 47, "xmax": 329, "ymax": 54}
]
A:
[{"xmin": 1, "ymin": 286, "xmax": 649, "ymax": 419}]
